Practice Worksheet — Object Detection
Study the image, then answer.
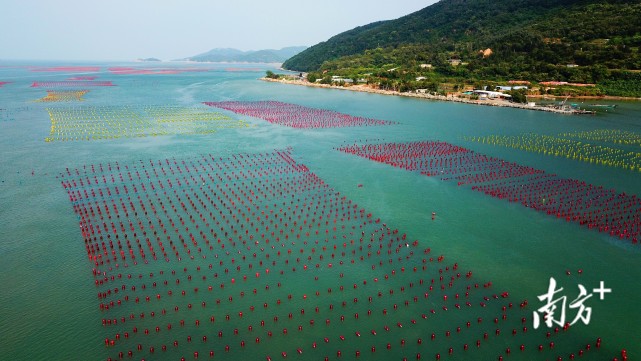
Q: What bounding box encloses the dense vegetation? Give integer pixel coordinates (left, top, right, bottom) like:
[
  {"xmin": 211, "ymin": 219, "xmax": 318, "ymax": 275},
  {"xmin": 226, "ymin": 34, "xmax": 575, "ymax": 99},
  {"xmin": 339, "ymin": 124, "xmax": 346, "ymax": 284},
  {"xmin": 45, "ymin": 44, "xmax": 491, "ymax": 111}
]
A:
[{"xmin": 283, "ymin": 0, "xmax": 641, "ymax": 97}]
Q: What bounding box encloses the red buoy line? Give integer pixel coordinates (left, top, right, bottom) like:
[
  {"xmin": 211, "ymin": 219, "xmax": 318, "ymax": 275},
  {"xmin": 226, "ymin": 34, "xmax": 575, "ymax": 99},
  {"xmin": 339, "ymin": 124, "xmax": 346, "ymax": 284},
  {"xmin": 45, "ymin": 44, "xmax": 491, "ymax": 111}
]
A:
[
  {"xmin": 204, "ymin": 101, "xmax": 395, "ymax": 128},
  {"xmin": 59, "ymin": 148, "xmax": 618, "ymax": 360},
  {"xmin": 338, "ymin": 141, "xmax": 641, "ymax": 244}
]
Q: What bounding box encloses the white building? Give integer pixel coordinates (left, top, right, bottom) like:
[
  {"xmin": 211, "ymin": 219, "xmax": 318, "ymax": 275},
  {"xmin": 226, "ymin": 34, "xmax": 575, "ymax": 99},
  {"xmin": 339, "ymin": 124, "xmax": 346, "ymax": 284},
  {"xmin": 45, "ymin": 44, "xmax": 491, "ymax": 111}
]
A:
[
  {"xmin": 472, "ymin": 90, "xmax": 512, "ymax": 100},
  {"xmin": 496, "ymin": 85, "xmax": 528, "ymax": 91}
]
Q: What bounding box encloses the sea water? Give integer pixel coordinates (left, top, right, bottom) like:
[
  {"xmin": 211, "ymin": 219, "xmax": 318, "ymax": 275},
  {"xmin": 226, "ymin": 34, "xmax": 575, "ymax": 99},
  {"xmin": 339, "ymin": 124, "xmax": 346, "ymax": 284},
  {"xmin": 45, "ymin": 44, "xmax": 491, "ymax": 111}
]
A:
[{"xmin": 1, "ymin": 61, "xmax": 640, "ymax": 360}]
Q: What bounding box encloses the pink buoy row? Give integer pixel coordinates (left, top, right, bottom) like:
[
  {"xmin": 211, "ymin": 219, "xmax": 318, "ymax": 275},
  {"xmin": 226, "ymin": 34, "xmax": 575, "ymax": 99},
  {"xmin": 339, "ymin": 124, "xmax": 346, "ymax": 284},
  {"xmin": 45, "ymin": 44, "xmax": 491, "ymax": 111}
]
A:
[
  {"xmin": 338, "ymin": 141, "xmax": 543, "ymax": 181},
  {"xmin": 204, "ymin": 101, "xmax": 395, "ymax": 128},
  {"xmin": 473, "ymin": 176, "xmax": 640, "ymax": 241},
  {"xmin": 338, "ymin": 141, "xmax": 641, "ymax": 243},
  {"xmin": 31, "ymin": 81, "xmax": 115, "ymax": 87},
  {"xmin": 59, "ymin": 148, "xmax": 620, "ymax": 360},
  {"xmin": 109, "ymin": 67, "xmax": 209, "ymax": 75},
  {"xmin": 69, "ymin": 76, "xmax": 98, "ymax": 80},
  {"xmin": 30, "ymin": 66, "xmax": 102, "ymax": 72}
]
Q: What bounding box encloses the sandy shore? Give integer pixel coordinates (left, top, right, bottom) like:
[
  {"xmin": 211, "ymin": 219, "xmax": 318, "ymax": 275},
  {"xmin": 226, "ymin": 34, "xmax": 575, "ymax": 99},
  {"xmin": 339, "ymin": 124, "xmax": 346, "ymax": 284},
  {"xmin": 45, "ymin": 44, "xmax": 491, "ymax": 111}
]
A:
[{"xmin": 261, "ymin": 77, "xmax": 614, "ymax": 114}]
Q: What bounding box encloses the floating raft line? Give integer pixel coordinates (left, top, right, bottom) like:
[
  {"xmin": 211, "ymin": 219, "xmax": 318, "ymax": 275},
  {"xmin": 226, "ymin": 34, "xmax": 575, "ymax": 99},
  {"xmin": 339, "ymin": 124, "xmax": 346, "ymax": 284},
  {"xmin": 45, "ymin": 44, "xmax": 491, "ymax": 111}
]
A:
[
  {"xmin": 59, "ymin": 148, "xmax": 623, "ymax": 360},
  {"xmin": 32, "ymin": 81, "xmax": 115, "ymax": 88},
  {"xmin": 31, "ymin": 66, "xmax": 102, "ymax": 73},
  {"xmin": 35, "ymin": 90, "xmax": 89, "ymax": 102},
  {"xmin": 108, "ymin": 67, "xmax": 209, "ymax": 75},
  {"xmin": 44, "ymin": 105, "xmax": 250, "ymax": 142},
  {"xmin": 69, "ymin": 76, "xmax": 98, "ymax": 80},
  {"xmin": 559, "ymin": 129, "xmax": 641, "ymax": 147},
  {"xmin": 338, "ymin": 141, "xmax": 641, "ymax": 243},
  {"xmin": 204, "ymin": 101, "xmax": 395, "ymax": 129},
  {"xmin": 465, "ymin": 134, "xmax": 641, "ymax": 172}
]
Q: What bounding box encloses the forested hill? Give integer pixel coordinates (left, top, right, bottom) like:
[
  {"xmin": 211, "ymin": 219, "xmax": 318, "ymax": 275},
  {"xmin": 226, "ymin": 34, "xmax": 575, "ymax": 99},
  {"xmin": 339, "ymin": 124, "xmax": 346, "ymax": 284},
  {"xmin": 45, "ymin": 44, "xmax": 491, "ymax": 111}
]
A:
[{"xmin": 282, "ymin": 0, "xmax": 641, "ymax": 96}]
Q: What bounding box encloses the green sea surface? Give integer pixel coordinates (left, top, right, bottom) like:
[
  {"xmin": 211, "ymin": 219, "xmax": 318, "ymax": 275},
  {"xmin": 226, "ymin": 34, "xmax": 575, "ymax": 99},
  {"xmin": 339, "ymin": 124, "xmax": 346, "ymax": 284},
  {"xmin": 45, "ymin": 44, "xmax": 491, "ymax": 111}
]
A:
[{"xmin": 1, "ymin": 61, "xmax": 640, "ymax": 361}]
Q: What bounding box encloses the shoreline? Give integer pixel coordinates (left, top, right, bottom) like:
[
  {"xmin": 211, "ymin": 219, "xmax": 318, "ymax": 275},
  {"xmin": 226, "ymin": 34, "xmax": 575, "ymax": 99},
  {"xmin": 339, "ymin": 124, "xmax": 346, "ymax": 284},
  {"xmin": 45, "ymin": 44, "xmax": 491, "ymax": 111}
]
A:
[{"xmin": 261, "ymin": 77, "xmax": 638, "ymax": 114}]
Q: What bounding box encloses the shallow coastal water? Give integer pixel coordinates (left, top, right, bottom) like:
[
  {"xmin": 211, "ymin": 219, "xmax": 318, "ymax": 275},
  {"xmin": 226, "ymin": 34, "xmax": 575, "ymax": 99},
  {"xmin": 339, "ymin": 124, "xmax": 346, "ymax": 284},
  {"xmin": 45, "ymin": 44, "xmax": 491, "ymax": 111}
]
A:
[{"xmin": 1, "ymin": 61, "xmax": 640, "ymax": 360}]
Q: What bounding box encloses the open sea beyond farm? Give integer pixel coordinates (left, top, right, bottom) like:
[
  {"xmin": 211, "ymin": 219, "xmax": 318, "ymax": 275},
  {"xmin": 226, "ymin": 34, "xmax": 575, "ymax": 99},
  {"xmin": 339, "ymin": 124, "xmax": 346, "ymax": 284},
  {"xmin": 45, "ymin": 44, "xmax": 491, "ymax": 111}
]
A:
[{"xmin": 1, "ymin": 61, "xmax": 640, "ymax": 361}]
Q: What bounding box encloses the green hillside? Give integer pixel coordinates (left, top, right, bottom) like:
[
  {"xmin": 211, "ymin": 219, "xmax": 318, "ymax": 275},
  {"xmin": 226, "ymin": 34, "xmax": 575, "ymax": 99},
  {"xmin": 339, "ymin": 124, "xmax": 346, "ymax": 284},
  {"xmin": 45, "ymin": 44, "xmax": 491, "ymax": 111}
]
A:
[{"xmin": 283, "ymin": 0, "xmax": 641, "ymax": 97}]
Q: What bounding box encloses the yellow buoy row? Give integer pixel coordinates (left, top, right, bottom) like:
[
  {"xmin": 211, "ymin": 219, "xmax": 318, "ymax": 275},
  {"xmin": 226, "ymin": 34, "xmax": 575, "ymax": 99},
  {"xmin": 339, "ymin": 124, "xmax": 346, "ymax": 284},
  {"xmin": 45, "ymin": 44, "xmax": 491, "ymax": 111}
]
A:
[
  {"xmin": 45, "ymin": 105, "xmax": 250, "ymax": 142},
  {"xmin": 143, "ymin": 106, "xmax": 234, "ymax": 122},
  {"xmin": 465, "ymin": 133, "xmax": 641, "ymax": 172},
  {"xmin": 559, "ymin": 129, "xmax": 641, "ymax": 146},
  {"xmin": 35, "ymin": 90, "xmax": 89, "ymax": 102}
]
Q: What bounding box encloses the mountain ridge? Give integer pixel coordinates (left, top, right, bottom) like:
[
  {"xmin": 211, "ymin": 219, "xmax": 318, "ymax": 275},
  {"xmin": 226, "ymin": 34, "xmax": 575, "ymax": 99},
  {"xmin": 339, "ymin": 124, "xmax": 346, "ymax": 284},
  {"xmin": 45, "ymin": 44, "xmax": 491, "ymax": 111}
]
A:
[{"xmin": 183, "ymin": 46, "xmax": 307, "ymax": 63}]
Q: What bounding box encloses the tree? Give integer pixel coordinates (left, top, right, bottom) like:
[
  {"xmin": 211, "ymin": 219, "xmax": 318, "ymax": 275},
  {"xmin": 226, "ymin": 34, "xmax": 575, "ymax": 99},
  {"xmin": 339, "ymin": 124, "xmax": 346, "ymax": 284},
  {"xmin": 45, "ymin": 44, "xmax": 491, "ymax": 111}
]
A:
[
  {"xmin": 265, "ymin": 70, "xmax": 280, "ymax": 79},
  {"xmin": 508, "ymin": 88, "xmax": 528, "ymax": 103},
  {"xmin": 320, "ymin": 76, "xmax": 333, "ymax": 85}
]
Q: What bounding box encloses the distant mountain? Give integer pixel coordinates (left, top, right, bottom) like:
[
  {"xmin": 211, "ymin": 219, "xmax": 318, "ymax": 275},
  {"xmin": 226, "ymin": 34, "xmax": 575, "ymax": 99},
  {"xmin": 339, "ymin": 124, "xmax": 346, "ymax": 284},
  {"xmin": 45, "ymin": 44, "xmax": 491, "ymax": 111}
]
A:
[
  {"xmin": 183, "ymin": 46, "xmax": 307, "ymax": 63},
  {"xmin": 137, "ymin": 58, "xmax": 161, "ymax": 62}
]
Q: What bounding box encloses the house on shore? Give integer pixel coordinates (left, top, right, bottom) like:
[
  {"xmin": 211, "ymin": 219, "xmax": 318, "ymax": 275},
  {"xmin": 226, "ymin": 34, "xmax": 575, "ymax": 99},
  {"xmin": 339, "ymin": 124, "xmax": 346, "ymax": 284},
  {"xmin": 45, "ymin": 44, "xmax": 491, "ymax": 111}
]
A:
[
  {"xmin": 496, "ymin": 85, "xmax": 528, "ymax": 91},
  {"xmin": 331, "ymin": 76, "xmax": 354, "ymax": 84},
  {"xmin": 472, "ymin": 90, "xmax": 512, "ymax": 100}
]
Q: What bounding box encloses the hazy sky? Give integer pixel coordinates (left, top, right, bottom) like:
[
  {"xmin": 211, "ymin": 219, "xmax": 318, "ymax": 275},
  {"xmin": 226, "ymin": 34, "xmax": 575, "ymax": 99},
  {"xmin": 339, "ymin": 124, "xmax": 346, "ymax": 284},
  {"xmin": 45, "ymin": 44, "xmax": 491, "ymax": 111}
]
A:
[{"xmin": 0, "ymin": 0, "xmax": 438, "ymax": 61}]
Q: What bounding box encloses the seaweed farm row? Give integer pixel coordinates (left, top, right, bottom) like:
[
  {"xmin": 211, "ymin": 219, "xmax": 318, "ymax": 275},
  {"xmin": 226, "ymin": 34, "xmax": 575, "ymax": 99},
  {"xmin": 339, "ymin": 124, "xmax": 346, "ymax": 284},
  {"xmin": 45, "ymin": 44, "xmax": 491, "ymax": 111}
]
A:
[
  {"xmin": 58, "ymin": 149, "xmax": 618, "ymax": 361},
  {"xmin": 338, "ymin": 141, "xmax": 641, "ymax": 243},
  {"xmin": 205, "ymin": 101, "xmax": 394, "ymax": 129},
  {"xmin": 32, "ymin": 80, "xmax": 115, "ymax": 87},
  {"xmin": 35, "ymin": 90, "xmax": 89, "ymax": 102},
  {"xmin": 559, "ymin": 129, "xmax": 641, "ymax": 147},
  {"xmin": 465, "ymin": 133, "xmax": 641, "ymax": 172},
  {"xmin": 45, "ymin": 106, "xmax": 250, "ymax": 141}
]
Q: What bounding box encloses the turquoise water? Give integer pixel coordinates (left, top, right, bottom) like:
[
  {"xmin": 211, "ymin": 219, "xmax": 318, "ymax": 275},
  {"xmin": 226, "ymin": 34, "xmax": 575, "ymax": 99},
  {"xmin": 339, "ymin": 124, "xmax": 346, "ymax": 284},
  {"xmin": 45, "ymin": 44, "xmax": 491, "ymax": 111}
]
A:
[{"xmin": 1, "ymin": 61, "xmax": 640, "ymax": 361}]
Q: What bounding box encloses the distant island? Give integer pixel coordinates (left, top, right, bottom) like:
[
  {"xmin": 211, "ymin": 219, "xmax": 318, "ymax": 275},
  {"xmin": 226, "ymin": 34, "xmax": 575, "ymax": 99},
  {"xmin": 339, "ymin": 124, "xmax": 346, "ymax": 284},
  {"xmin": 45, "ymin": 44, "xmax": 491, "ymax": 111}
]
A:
[
  {"xmin": 181, "ymin": 46, "xmax": 307, "ymax": 63},
  {"xmin": 137, "ymin": 58, "xmax": 161, "ymax": 62},
  {"xmin": 282, "ymin": 0, "xmax": 641, "ymax": 98}
]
